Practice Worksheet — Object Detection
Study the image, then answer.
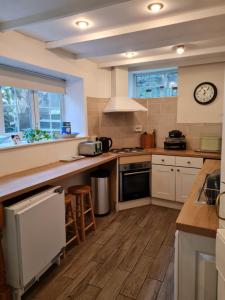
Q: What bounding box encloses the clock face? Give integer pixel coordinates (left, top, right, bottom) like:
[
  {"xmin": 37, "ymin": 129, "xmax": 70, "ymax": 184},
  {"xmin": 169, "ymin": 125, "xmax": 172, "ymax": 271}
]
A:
[{"xmin": 194, "ymin": 82, "xmax": 217, "ymax": 105}]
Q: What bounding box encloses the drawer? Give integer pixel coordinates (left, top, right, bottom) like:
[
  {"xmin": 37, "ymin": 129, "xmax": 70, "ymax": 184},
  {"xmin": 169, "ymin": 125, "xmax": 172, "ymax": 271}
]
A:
[
  {"xmin": 152, "ymin": 155, "xmax": 175, "ymax": 166},
  {"xmin": 119, "ymin": 155, "xmax": 151, "ymax": 164},
  {"xmin": 175, "ymin": 156, "xmax": 203, "ymax": 168}
]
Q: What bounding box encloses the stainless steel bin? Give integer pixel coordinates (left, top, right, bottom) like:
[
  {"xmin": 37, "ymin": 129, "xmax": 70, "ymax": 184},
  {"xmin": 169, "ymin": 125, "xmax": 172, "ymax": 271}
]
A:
[{"xmin": 91, "ymin": 170, "xmax": 110, "ymax": 216}]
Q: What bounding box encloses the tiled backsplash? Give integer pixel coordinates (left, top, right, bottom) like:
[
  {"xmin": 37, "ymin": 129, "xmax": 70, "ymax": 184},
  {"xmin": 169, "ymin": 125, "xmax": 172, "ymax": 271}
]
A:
[{"xmin": 87, "ymin": 97, "xmax": 222, "ymax": 149}]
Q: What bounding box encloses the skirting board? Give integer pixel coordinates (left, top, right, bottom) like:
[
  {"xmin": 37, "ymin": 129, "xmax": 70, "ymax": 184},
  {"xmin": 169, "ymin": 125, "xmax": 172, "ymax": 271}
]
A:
[
  {"xmin": 117, "ymin": 197, "xmax": 183, "ymax": 211},
  {"xmin": 118, "ymin": 197, "xmax": 151, "ymax": 211},
  {"xmin": 151, "ymin": 198, "xmax": 183, "ymax": 210}
]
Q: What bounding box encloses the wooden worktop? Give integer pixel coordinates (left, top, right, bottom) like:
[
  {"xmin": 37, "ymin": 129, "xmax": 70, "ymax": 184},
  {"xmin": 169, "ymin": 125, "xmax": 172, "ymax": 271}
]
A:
[
  {"xmin": 146, "ymin": 148, "xmax": 221, "ymax": 159},
  {"xmin": 176, "ymin": 159, "xmax": 220, "ymax": 238},
  {"xmin": 0, "ymin": 153, "xmax": 117, "ymax": 203},
  {"xmin": 0, "ymin": 148, "xmax": 220, "ymax": 203},
  {"xmin": 116, "ymin": 148, "xmax": 221, "ymax": 159}
]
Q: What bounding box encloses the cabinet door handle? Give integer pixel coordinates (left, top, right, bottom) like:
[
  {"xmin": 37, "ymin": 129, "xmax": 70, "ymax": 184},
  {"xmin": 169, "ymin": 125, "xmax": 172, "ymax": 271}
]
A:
[
  {"xmin": 177, "ymin": 169, "xmax": 180, "ymax": 172},
  {"xmin": 171, "ymin": 168, "xmax": 174, "ymax": 171},
  {"xmin": 216, "ymin": 191, "xmax": 225, "ymax": 220}
]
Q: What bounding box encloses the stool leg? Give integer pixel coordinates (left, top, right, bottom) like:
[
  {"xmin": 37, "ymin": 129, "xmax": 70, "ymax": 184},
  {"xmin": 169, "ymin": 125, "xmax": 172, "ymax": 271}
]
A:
[
  {"xmin": 65, "ymin": 199, "xmax": 80, "ymax": 250},
  {"xmin": 80, "ymin": 194, "xmax": 86, "ymax": 241},
  {"xmin": 88, "ymin": 192, "xmax": 96, "ymax": 231},
  {"xmin": 72, "ymin": 197, "xmax": 80, "ymax": 245}
]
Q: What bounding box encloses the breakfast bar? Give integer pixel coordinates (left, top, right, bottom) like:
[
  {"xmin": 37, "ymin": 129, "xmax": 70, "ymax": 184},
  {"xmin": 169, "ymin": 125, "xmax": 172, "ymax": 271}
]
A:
[{"xmin": 0, "ymin": 152, "xmax": 118, "ymax": 300}]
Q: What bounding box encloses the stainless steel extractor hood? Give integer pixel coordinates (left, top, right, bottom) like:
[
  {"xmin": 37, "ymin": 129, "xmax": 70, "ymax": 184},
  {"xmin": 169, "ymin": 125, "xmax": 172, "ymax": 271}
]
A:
[{"xmin": 103, "ymin": 96, "xmax": 148, "ymax": 113}]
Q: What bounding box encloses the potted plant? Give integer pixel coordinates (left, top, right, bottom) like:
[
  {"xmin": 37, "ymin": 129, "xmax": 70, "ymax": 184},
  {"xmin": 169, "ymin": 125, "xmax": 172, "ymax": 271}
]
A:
[{"xmin": 23, "ymin": 129, "xmax": 51, "ymax": 143}]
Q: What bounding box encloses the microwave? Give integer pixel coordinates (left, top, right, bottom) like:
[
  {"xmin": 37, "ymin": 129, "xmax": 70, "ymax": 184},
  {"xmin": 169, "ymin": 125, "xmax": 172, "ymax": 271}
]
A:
[{"xmin": 78, "ymin": 141, "xmax": 102, "ymax": 156}]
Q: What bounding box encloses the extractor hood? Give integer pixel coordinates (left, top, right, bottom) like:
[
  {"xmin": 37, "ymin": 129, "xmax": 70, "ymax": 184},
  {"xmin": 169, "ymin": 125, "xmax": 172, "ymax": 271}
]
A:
[
  {"xmin": 103, "ymin": 67, "xmax": 147, "ymax": 113},
  {"xmin": 103, "ymin": 96, "xmax": 148, "ymax": 113}
]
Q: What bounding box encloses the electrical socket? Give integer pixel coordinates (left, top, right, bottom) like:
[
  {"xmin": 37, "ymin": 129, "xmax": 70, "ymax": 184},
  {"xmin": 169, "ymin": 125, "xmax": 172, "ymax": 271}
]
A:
[{"xmin": 134, "ymin": 125, "xmax": 143, "ymax": 132}]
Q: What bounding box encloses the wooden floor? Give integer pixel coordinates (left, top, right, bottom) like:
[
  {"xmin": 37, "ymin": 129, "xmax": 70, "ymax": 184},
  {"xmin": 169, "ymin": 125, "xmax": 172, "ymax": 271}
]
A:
[{"xmin": 23, "ymin": 205, "xmax": 179, "ymax": 300}]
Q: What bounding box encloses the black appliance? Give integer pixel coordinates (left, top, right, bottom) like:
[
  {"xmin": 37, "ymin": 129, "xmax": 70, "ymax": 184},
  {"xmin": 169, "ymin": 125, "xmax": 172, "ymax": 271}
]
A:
[
  {"xmin": 164, "ymin": 130, "xmax": 186, "ymax": 150},
  {"xmin": 97, "ymin": 137, "xmax": 113, "ymax": 152},
  {"xmin": 119, "ymin": 161, "xmax": 151, "ymax": 202},
  {"xmin": 204, "ymin": 169, "xmax": 220, "ymax": 205},
  {"xmin": 168, "ymin": 130, "xmax": 183, "ymax": 138}
]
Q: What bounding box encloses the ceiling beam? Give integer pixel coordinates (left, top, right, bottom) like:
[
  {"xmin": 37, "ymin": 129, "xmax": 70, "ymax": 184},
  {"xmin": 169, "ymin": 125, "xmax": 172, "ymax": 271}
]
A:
[
  {"xmin": 47, "ymin": 5, "xmax": 225, "ymax": 49},
  {"xmin": 98, "ymin": 46, "xmax": 225, "ymax": 68},
  {"xmin": 0, "ymin": 0, "xmax": 131, "ymax": 31}
]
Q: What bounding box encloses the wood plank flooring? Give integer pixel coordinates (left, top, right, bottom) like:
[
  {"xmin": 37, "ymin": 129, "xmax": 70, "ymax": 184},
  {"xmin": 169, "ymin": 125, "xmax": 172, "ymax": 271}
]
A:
[{"xmin": 22, "ymin": 205, "xmax": 179, "ymax": 300}]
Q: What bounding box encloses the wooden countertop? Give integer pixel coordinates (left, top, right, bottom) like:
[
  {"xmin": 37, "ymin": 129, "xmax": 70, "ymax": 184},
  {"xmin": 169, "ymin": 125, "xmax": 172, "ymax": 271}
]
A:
[
  {"xmin": 0, "ymin": 153, "xmax": 117, "ymax": 203},
  {"xmin": 116, "ymin": 148, "xmax": 221, "ymax": 159},
  {"xmin": 145, "ymin": 148, "xmax": 221, "ymax": 159},
  {"xmin": 0, "ymin": 148, "xmax": 220, "ymax": 204},
  {"xmin": 176, "ymin": 159, "xmax": 220, "ymax": 238}
]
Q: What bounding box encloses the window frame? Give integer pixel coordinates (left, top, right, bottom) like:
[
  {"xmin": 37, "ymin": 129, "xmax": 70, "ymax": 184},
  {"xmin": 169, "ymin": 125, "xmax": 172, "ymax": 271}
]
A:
[
  {"xmin": 0, "ymin": 86, "xmax": 64, "ymax": 136},
  {"xmin": 130, "ymin": 68, "xmax": 178, "ymax": 99}
]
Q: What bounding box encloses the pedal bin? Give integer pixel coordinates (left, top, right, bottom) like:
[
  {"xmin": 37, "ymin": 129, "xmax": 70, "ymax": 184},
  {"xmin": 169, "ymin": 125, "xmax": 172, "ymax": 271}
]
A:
[{"xmin": 91, "ymin": 170, "xmax": 110, "ymax": 216}]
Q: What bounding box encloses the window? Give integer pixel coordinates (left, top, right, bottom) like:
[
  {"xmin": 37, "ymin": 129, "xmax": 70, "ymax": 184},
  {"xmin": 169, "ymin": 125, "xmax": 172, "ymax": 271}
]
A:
[
  {"xmin": 38, "ymin": 91, "xmax": 63, "ymax": 132},
  {"xmin": 2, "ymin": 87, "xmax": 33, "ymax": 133},
  {"xmin": 130, "ymin": 68, "xmax": 178, "ymax": 98},
  {"xmin": 0, "ymin": 86, "xmax": 64, "ymax": 135}
]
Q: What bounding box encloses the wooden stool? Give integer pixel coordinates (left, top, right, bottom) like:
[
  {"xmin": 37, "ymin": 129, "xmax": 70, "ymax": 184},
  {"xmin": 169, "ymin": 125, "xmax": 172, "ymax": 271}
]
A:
[
  {"xmin": 65, "ymin": 194, "xmax": 80, "ymax": 247},
  {"xmin": 68, "ymin": 185, "xmax": 96, "ymax": 241}
]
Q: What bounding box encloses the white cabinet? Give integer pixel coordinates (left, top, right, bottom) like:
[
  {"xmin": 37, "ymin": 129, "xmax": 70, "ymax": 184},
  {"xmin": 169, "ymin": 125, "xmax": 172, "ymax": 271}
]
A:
[
  {"xmin": 176, "ymin": 156, "xmax": 203, "ymax": 168},
  {"xmin": 176, "ymin": 167, "xmax": 199, "ymax": 203},
  {"xmin": 152, "ymin": 164, "xmax": 175, "ymax": 200},
  {"xmin": 175, "ymin": 230, "xmax": 217, "ymax": 300},
  {"xmin": 216, "ymin": 229, "xmax": 225, "ymax": 300},
  {"xmin": 152, "ymin": 155, "xmax": 202, "ymax": 203}
]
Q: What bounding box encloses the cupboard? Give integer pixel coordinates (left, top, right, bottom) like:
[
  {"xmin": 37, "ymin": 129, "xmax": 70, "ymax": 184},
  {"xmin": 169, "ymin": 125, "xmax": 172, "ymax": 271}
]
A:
[{"xmin": 152, "ymin": 155, "xmax": 203, "ymax": 203}]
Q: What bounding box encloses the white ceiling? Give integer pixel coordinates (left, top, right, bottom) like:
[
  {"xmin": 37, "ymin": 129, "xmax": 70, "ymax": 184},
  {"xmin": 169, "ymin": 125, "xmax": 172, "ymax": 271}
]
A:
[{"xmin": 1, "ymin": 0, "xmax": 225, "ymax": 69}]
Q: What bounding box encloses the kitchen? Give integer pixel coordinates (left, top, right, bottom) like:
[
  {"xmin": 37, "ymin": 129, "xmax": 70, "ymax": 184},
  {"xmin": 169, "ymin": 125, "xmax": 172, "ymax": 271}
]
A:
[{"xmin": 0, "ymin": 1, "xmax": 225, "ymax": 300}]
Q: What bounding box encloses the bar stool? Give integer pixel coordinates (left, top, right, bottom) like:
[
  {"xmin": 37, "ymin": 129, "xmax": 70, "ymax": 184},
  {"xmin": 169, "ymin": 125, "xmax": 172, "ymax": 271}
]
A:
[
  {"xmin": 68, "ymin": 185, "xmax": 96, "ymax": 241},
  {"xmin": 65, "ymin": 194, "xmax": 80, "ymax": 247}
]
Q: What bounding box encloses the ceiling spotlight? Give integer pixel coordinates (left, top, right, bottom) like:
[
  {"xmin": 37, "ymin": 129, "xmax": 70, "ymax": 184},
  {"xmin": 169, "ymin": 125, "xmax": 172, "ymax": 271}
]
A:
[
  {"xmin": 75, "ymin": 20, "xmax": 90, "ymax": 29},
  {"xmin": 148, "ymin": 2, "xmax": 164, "ymax": 13},
  {"xmin": 176, "ymin": 45, "xmax": 185, "ymax": 54},
  {"xmin": 124, "ymin": 51, "xmax": 137, "ymax": 58}
]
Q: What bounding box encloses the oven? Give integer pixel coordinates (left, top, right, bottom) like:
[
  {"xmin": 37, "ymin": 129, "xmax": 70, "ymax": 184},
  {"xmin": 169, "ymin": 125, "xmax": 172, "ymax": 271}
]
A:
[{"xmin": 119, "ymin": 161, "xmax": 151, "ymax": 202}]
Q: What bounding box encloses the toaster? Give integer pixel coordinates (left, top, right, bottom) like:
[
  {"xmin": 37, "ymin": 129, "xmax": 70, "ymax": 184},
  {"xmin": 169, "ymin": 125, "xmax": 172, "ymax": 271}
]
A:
[{"xmin": 78, "ymin": 141, "xmax": 102, "ymax": 156}]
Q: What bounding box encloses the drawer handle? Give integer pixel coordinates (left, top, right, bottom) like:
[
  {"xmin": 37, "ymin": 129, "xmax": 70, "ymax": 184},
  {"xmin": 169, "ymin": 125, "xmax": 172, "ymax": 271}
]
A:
[
  {"xmin": 171, "ymin": 168, "xmax": 174, "ymax": 171},
  {"xmin": 161, "ymin": 159, "xmax": 165, "ymax": 162},
  {"xmin": 187, "ymin": 161, "xmax": 191, "ymax": 164},
  {"xmin": 177, "ymin": 169, "xmax": 180, "ymax": 172}
]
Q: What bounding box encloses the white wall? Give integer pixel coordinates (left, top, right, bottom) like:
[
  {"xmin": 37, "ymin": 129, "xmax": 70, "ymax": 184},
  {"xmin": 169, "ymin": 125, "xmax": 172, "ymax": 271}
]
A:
[
  {"xmin": 0, "ymin": 138, "xmax": 86, "ymax": 177},
  {"xmin": 0, "ymin": 31, "xmax": 111, "ymax": 99},
  {"xmin": 177, "ymin": 63, "xmax": 225, "ymax": 123}
]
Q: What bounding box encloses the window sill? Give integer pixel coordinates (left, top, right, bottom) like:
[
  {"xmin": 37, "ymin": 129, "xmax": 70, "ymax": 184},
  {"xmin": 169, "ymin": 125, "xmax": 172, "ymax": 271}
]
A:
[{"xmin": 0, "ymin": 136, "xmax": 87, "ymax": 151}]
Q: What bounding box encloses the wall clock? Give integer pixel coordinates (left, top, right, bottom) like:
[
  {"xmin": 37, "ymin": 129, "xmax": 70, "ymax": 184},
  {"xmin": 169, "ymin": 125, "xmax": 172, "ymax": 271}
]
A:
[{"xmin": 193, "ymin": 82, "xmax": 217, "ymax": 105}]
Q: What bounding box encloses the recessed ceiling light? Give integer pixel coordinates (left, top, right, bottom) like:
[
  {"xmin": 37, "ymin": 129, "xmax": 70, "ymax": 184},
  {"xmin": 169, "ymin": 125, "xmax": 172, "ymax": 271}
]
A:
[
  {"xmin": 176, "ymin": 45, "xmax": 185, "ymax": 54},
  {"xmin": 75, "ymin": 20, "xmax": 90, "ymax": 29},
  {"xmin": 148, "ymin": 2, "xmax": 164, "ymax": 13},
  {"xmin": 123, "ymin": 51, "xmax": 137, "ymax": 58}
]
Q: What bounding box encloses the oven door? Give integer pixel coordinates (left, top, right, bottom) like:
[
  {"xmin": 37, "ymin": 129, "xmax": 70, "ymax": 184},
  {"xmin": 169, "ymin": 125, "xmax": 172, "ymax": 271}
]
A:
[{"xmin": 120, "ymin": 168, "xmax": 150, "ymax": 202}]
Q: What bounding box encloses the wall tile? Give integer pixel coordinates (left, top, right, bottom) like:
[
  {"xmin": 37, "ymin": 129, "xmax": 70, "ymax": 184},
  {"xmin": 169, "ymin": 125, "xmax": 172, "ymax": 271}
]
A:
[{"xmin": 87, "ymin": 97, "xmax": 222, "ymax": 150}]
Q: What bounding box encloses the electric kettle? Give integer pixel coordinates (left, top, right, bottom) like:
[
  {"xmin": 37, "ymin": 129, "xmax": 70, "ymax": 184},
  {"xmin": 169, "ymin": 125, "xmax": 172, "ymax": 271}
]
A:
[{"xmin": 97, "ymin": 137, "xmax": 113, "ymax": 152}]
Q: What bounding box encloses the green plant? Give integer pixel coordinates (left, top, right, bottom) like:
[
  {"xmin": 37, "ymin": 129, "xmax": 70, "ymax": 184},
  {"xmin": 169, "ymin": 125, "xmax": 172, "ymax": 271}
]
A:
[{"xmin": 23, "ymin": 129, "xmax": 51, "ymax": 143}]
